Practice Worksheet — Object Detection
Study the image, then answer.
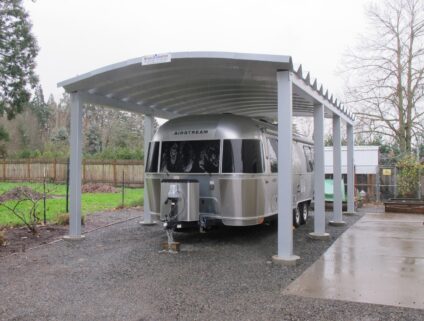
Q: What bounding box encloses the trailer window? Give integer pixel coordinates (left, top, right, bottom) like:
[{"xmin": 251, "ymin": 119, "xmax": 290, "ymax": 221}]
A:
[
  {"xmin": 160, "ymin": 140, "xmax": 220, "ymax": 173},
  {"xmin": 146, "ymin": 142, "xmax": 159, "ymax": 173},
  {"xmin": 267, "ymin": 138, "xmax": 278, "ymax": 173},
  {"xmin": 223, "ymin": 139, "xmax": 264, "ymax": 173},
  {"xmin": 303, "ymin": 145, "xmax": 314, "ymax": 172}
]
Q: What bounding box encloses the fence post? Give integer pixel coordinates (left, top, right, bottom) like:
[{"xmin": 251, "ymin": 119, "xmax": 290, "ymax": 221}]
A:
[
  {"xmin": 121, "ymin": 170, "xmax": 125, "ymax": 207},
  {"xmin": 394, "ymin": 167, "xmax": 398, "ymax": 198},
  {"xmin": 53, "ymin": 158, "xmax": 57, "ymax": 182},
  {"xmin": 113, "ymin": 160, "xmax": 117, "ymax": 186},
  {"xmin": 376, "ymin": 166, "xmax": 380, "ymax": 203},
  {"xmin": 66, "ymin": 157, "xmax": 70, "ymax": 213},
  {"xmin": 83, "ymin": 159, "xmax": 86, "ymax": 184},
  {"xmin": 27, "ymin": 158, "xmax": 31, "ymax": 182},
  {"xmin": 2, "ymin": 159, "xmax": 6, "ymax": 180},
  {"xmin": 43, "ymin": 167, "xmax": 47, "ymax": 225}
]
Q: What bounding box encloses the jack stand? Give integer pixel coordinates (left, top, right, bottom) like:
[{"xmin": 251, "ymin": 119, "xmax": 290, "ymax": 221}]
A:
[
  {"xmin": 160, "ymin": 230, "xmax": 180, "ymax": 253},
  {"xmin": 199, "ymin": 216, "xmax": 208, "ymax": 233},
  {"xmin": 160, "ymin": 186, "xmax": 182, "ymax": 253}
]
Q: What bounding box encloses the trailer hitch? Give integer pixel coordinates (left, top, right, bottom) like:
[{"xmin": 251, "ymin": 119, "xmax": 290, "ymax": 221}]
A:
[{"xmin": 160, "ymin": 184, "xmax": 181, "ymax": 253}]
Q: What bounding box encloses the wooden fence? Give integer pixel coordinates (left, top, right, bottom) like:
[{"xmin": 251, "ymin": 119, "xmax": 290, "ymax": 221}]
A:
[{"xmin": 0, "ymin": 159, "xmax": 144, "ymax": 187}]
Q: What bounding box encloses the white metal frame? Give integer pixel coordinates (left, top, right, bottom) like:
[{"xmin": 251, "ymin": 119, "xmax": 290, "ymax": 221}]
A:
[
  {"xmin": 63, "ymin": 93, "xmax": 84, "ymax": 240},
  {"xmin": 140, "ymin": 115, "xmax": 156, "ymax": 225},
  {"xmin": 329, "ymin": 115, "xmax": 346, "ymax": 226},
  {"xmin": 59, "ymin": 52, "xmax": 355, "ymax": 264}
]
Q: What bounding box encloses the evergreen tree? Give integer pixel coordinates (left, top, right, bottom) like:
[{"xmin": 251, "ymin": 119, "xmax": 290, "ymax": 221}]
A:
[
  {"xmin": 87, "ymin": 125, "xmax": 102, "ymax": 155},
  {"xmin": 0, "ymin": 125, "xmax": 9, "ymax": 157},
  {"xmin": 52, "ymin": 127, "xmax": 68, "ymax": 143},
  {"xmin": 0, "ymin": 0, "xmax": 39, "ymax": 120},
  {"xmin": 30, "ymin": 85, "xmax": 51, "ymax": 139}
]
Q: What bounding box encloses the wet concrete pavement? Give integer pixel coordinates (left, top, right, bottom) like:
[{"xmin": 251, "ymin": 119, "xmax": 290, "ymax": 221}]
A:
[{"xmin": 285, "ymin": 212, "xmax": 424, "ymax": 309}]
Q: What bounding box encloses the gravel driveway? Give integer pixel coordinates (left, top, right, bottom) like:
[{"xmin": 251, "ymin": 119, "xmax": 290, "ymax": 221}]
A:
[{"xmin": 0, "ymin": 209, "xmax": 422, "ymax": 321}]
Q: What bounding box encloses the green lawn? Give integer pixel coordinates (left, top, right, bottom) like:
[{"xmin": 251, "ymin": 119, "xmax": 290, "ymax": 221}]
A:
[{"xmin": 0, "ymin": 182, "xmax": 143, "ymax": 227}]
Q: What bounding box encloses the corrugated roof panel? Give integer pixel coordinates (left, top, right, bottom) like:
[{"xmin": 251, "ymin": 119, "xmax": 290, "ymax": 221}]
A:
[{"xmin": 58, "ymin": 52, "xmax": 354, "ymax": 123}]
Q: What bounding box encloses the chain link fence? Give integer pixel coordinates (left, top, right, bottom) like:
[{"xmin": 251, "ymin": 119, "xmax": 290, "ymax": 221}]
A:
[{"xmin": 331, "ymin": 166, "xmax": 423, "ymax": 203}]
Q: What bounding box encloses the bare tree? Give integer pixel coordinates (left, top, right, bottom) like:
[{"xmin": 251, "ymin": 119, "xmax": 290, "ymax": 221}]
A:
[
  {"xmin": 0, "ymin": 187, "xmax": 42, "ymax": 234},
  {"xmin": 343, "ymin": 0, "xmax": 424, "ymax": 154}
]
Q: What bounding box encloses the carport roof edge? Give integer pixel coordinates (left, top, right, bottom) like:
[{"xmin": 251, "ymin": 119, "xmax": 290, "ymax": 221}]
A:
[{"xmin": 58, "ymin": 51, "xmax": 355, "ymax": 123}]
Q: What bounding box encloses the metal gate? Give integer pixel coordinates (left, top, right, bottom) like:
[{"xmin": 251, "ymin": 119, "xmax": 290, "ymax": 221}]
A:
[
  {"xmin": 378, "ymin": 166, "xmax": 423, "ymax": 201},
  {"xmin": 378, "ymin": 166, "xmax": 396, "ymax": 201}
]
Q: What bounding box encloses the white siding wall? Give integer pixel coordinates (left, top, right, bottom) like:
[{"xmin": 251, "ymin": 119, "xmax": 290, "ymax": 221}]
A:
[{"xmin": 325, "ymin": 146, "xmax": 379, "ymax": 175}]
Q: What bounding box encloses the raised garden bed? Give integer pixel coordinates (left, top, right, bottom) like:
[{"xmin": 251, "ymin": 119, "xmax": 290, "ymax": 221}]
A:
[{"xmin": 384, "ymin": 199, "xmax": 424, "ymax": 214}]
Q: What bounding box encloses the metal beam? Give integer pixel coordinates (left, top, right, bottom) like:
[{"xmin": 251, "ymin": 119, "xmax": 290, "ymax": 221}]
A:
[
  {"xmin": 346, "ymin": 124, "xmax": 355, "ymax": 213},
  {"xmin": 272, "ymin": 70, "xmax": 300, "ymax": 265},
  {"xmin": 140, "ymin": 115, "xmax": 157, "ymax": 225},
  {"xmin": 330, "ymin": 114, "xmax": 346, "ymax": 226},
  {"xmin": 309, "ymin": 104, "xmax": 330, "ymax": 239},
  {"xmin": 63, "ymin": 93, "xmax": 84, "ymax": 240},
  {"xmin": 291, "ymin": 75, "xmax": 354, "ymax": 125}
]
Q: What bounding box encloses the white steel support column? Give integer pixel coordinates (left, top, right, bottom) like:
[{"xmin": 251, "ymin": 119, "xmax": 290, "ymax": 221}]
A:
[
  {"xmin": 346, "ymin": 124, "xmax": 355, "ymax": 213},
  {"xmin": 64, "ymin": 92, "xmax": 84, "ymax": 240},
  {"xmin": 272, "ymin": 71, "xmax": 299, "ymax": 265},
  {"xmin": 140, "ymin": 114, "xmax": 157, "ymax": 225},
  {"xmin": 329, "ymin": 115, "xmax": 346, "ymax": 226},
  {"xmin": 309, "ymin": 104, "xmax": 330, "ymax": 239}
]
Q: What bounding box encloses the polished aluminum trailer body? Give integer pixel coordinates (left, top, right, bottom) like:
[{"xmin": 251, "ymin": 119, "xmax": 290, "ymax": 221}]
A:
[{"xmin": 145, "ymin": 114, "xmax": 314, "ymax": 227}]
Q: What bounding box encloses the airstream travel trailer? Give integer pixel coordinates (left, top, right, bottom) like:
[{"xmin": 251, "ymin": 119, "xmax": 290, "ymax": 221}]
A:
[{"xmin": 145, "ymin": 114, "xmax": 314, "ymax": 231}]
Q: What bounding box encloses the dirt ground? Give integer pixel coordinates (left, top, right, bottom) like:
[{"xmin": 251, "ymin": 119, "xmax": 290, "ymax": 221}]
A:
[
  {"xmin": 0, "ymin": 207, "xmax": 143, "ymax": 257},
  {"xmin": 0, "ymin": 225, "xmax": 68, "ymax": 256},
  {"xmin": 82, "ymin": 183, "xmax": 118, "ymax": 193},
  {"xmin": 0, "ymin": 186, "xmax": 51, "ymax": 202}
]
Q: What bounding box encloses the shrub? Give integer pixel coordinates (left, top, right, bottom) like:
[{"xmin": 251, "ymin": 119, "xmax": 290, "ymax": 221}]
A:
[
  {"xmin": 18, "ymin": 149, "xmax": 31, "ymax": 159},
  {"xmin": 56, "ymin": 213, "xmax": 86, "ymax": 226},
  {"xmin": 85, "ymin": 147, "xmax": 143, "ymax": 160},
  {"xmin": 397, "ymin": 155, "xmax": 423, "ymax": 198},
  {"xmin": 0, "ymin": 187, "xmax": 42, "ymax": 234}
]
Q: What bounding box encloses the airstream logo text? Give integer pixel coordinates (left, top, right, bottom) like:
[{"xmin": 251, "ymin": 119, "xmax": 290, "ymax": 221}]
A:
[{"xmin": 173, "ymin": 129, "xmax": 209, "ymax": 135}]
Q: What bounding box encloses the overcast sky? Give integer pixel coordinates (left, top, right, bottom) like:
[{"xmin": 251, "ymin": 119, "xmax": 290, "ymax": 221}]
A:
[{"xmin": 24, "ymin": 0, "xmax": 372, "ymax": 102}]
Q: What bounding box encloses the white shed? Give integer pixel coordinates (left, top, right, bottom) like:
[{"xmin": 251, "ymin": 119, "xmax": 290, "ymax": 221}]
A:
[{"xmin": 325, "ymin": 146, "xmax": 379, "ymax": 175}]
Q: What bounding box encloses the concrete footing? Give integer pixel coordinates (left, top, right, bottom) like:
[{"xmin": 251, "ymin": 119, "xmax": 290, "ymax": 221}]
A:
[
  {"xmin": 139, "ymin": 221, "xmax": 158, "ymax": 226},
  {"xmin": 343, "ymin": 212, "xmax": 358, "ymax": 216},
  {"xmin": 63, "ymin": 235, "xmax": 85, "ymax": 241},
  {"xmin": 308, "ymin": 232, "xmax": 331, "ymax": 240},
  {"xmin": 272, "ymin": 254, "xmax": 300, "ymax": 266},
  {"xmin": 329, "ymin": 220, "xmax": 346, "ymax": 226}
]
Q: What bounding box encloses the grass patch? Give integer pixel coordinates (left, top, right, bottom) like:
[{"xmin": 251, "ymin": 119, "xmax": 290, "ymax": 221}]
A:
[{"xmin": 0, "ymin": 182, "xmax": 143, "ymax": 227}]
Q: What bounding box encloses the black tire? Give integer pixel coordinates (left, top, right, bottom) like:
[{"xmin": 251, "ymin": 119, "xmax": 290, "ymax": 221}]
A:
[
  {"xmin": 293, "ymin": 207, "xmax": 301, "ymax": 228},
  {"xmin": 299, "ymin": 202, "xmax": 309, "ymax": 225}
]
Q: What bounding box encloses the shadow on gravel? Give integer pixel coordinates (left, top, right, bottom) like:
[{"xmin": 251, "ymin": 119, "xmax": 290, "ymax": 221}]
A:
[{"xmin": 171, "ymin": 223, "xmax": 277, "ymax": 245}]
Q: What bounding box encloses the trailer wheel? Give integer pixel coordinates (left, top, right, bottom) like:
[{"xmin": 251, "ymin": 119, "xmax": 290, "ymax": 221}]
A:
[
  {"xmin": 300, "ymin": 202, "xmax": 309, "ymax": 225},
  {"xmin": 293, "ymin": 207, "xmax": 301, "ymax": 228}
]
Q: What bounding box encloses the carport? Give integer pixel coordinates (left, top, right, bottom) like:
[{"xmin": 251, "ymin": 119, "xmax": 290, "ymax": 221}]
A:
[{"xmin": 58, "ymin": 52, "xmax": 355, "ymax": 264}]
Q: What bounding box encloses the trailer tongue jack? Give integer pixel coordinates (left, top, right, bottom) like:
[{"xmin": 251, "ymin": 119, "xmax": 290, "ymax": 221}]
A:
[{"xmin": 160, "ymin": 184, "xmax": 181, "ymax": 253}]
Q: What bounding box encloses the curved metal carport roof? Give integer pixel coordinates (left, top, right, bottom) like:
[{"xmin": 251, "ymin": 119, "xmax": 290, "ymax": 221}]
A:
[
  {"xmin": 59, "ymin": 52, "xmax": 354, "ymax": 124},
  {"xmin": 58, "ymin": 52, "xmax": 355, "ymax": 264}
]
